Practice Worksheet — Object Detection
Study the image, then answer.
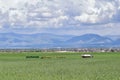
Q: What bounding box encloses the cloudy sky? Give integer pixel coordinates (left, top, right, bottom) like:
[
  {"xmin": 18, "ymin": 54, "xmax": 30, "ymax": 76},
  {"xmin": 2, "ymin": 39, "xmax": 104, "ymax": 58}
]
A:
[{"xmin": 0, "ymin": 0, "xmax": 120, "ymax": 35}]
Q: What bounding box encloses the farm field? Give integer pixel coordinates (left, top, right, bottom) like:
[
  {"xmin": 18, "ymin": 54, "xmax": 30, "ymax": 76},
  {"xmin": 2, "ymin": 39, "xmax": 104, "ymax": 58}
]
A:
[{"xmin": 0, "ymin": 52, "xmax": 120, "ymax": 80}]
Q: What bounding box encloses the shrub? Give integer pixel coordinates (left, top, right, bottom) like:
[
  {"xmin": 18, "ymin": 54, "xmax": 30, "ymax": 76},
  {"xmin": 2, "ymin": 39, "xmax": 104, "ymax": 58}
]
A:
[
  {"xmin": 26, "ymin": 56, "xmax": 39, "ymax": 58},
  {"xmin": 41, "ymin": 56, "xmax": 51, "ymax": 59}
]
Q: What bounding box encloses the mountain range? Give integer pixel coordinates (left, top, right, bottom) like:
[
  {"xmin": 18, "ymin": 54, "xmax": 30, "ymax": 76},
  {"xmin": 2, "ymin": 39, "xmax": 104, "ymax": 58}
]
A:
[{"xmin": 0, "ymin": 33, "xmax": 120, "ymax": 48}]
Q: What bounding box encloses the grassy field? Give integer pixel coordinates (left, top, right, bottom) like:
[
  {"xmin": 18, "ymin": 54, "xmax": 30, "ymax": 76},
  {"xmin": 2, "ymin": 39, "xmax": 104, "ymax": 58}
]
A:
[{"xmin": 0, "ymin": 52, "xmax": 120, "ymax": 80}]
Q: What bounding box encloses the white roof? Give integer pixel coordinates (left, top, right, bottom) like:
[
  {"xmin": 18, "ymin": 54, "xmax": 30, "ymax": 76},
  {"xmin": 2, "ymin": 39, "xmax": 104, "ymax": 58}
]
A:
[{"xmin": 82, "ymin": 54, "xmax": 92, "ymax": 56}]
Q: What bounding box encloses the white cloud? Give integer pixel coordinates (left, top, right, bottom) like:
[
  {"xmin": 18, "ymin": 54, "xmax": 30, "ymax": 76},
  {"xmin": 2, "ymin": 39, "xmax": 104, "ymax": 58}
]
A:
[
  {"xmin": 0, "ymin": 0, "xmax": 120, "ymax": 35},
  {"xmin": 74, "ymin": 13, "xmax": 98, "ymax": 23},
  {"xmin": 41, "ymin": 12, "xmax": 52, "ymax": 17},
  {"xmin": 74, "ymin": 0, "xmax": 117, "ymax": 24}
]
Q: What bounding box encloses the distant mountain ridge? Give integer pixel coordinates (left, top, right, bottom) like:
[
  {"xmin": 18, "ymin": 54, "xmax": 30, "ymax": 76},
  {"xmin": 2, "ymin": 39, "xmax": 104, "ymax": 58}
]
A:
[
  {"xmin": 67, "ymin": 34, "xmax": 113, "ymax": 44},
  {"xmin": 0, "ymin": 33, "xmax": 120, "ymax": 48}
]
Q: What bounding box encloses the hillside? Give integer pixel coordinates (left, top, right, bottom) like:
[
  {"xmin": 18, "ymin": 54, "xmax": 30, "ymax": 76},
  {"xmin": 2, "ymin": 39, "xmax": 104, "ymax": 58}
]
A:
[{"xmin": 0, "ymin": 33, "xmax": 120, "ymax": 48}]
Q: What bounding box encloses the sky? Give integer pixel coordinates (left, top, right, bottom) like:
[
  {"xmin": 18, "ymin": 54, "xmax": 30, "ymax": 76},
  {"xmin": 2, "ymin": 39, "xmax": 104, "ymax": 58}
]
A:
[{"xmin": 0, "ymin": 0, "xmax": 120, "ymax": 35}]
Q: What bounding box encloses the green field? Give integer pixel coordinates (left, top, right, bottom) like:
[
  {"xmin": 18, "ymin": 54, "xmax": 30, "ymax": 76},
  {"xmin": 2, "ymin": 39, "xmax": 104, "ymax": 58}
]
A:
[{"xmin": 0, "ymin": 52, "xmax": 120, "ymax": 80}]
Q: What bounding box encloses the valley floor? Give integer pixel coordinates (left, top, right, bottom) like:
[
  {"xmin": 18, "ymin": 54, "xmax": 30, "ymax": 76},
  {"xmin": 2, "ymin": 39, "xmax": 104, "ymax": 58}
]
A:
[{"xmin": 0, "ymin": 52, "xmax": 120, "ymax": 80}]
